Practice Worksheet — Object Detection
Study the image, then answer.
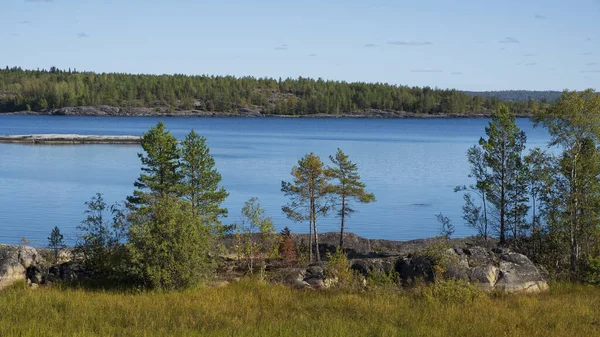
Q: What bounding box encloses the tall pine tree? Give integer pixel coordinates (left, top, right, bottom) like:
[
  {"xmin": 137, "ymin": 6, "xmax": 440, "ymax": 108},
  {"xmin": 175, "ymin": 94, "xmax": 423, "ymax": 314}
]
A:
[
  {"xmin": 127, "ymin": 121, "xmax": 181, "ymax": 207},
  {"xmin": 281, "ymin": 153, "xmax": 330, "ymax": 262},
  {"xmin": 180, "ymin": 130, "xmax": 228, "ymax": 221},
  {"xmin": 326, "ymin": 148, "xmax": 375, "ymax": 250}
]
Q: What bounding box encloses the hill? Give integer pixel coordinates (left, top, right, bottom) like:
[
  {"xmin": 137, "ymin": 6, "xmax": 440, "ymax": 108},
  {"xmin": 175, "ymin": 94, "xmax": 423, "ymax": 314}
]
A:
[{"xmin": 1, "ymin": 66, "xmax": 541, "ymax": 117}]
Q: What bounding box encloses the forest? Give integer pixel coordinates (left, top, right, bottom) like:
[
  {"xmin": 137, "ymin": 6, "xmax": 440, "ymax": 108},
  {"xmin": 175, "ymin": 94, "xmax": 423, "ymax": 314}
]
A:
[{"xmin": 0, "ymin": 66, "xmax": 543, "ymax": 115}]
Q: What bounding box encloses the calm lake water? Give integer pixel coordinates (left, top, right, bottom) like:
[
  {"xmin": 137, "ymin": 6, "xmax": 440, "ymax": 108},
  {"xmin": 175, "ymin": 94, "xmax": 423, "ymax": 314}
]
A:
[{"xmin": 0, "ymin": 116, "xmax": 550, "ymax": 245}]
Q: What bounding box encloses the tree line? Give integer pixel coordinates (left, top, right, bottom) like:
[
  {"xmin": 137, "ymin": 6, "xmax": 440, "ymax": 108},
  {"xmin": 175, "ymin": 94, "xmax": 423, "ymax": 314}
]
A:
[{"xmin": 1, "ymin": 66, "xmax": 542, "ymax": 115}]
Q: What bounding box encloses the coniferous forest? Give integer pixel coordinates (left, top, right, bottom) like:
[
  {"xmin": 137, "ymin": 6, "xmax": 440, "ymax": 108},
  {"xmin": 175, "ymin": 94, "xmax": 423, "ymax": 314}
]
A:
[{"xmin": 0, "ymin": 66, "xmax": 545, "ymax": 115}]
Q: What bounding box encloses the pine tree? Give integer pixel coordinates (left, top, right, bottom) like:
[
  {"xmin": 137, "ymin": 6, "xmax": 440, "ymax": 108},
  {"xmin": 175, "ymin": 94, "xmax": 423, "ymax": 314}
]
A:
[
  {"xmin": 326, "ymin": 148, "xmax": 375, "ymax": 250},
  {"xmin": 48, "ymin": 226, "xmax": 66, "ymax": 264},
  {"xmin": 127, "ymin": 121, "xmax": 181, "ymax": 207},
  {"xmin": 281, "ymin": 153, "xmax": 330, "ymax": 262},
  {"xmin": 180, "ymin": 130, "xmax": 228, "ymax": 221}
]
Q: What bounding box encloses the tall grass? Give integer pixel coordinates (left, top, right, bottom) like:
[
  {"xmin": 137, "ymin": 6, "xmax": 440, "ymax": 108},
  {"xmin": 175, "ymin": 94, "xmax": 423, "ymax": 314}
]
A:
[{"xmin": 1, "ymin": 281, "xmax": 599, "ymax": 337}]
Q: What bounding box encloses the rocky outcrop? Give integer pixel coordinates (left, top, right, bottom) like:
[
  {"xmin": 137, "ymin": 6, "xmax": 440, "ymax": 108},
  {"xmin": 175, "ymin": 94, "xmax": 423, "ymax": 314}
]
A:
[
  {"xmin": 0, "ymin": 245, "xmax": 39, "ymax": 290},
  {"xmin": 283, "ymin": 264, "xmax": 336, "ymax": 290},
  {"xmin": 349, "ymin": 244, "xmax": 548, "ymax": 294},
  {"xmin": 0, "ymin": 134, "xmax": 141, "ymax": 144}
]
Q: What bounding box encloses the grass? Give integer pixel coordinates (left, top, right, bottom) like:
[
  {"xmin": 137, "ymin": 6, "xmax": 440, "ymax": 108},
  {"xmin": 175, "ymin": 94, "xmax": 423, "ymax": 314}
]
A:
[{"xmin": 1, "ymin": 281, "xmax": 600, "ymax": 337}]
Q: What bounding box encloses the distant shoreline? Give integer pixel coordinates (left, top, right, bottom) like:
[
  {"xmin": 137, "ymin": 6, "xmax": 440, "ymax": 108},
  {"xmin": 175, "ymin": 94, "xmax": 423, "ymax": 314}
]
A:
[
  {"xmin": 0, "ymin": 134, "xmax": 141, "ymax": 144},
  {"xmin": 0, "ymin": 106, "xmax": 534, "ymax": 119}
]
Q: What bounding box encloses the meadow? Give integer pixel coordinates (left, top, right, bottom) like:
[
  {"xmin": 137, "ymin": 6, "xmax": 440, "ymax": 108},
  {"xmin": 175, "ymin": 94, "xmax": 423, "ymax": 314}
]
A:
[{"xmin": 1, "ymin": 281, "xmax": 599, "ymax": 337}]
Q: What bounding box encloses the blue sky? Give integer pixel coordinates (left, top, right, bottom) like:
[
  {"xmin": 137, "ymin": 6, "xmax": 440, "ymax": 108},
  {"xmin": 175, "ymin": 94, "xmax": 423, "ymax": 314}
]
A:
[{"xmin": 1, "ymin": 0, "xmax": 598, "ymax": 90}]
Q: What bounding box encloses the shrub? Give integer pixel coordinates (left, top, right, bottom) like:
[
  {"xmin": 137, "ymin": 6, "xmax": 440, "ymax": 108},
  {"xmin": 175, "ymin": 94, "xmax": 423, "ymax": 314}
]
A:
[
  {"xmin": 325, "ymin": 248, "xmax": 353, "ymax": 287},
  {"xmin": 416, "ymin": 279, "xmax": 487, "ymax": 304},
  {"xmin": 279, "ymin": 227, "xmax": 297, "ymax": 266},
  {"xmin": 127, "ymin": 196, "xmax": 215, "ymax": 290},
  {"xmin": 75, "ymin": 193, "xmax": 128, "ymax": 276}
]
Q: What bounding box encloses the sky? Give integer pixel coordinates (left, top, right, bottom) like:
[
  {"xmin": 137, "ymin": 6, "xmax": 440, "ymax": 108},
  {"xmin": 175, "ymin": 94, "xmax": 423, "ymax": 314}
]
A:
[{"xmin": 1, "ymin": 0, "xmax": 599, "ymax": 91}]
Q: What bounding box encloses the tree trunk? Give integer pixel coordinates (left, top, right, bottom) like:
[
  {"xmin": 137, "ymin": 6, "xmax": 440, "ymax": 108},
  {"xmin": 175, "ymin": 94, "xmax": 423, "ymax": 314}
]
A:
[
  {"xmin": 482, "ymin": 190, "xmax": 488, "ymax": 241},
  {"xmin": 500, "ymin": 148, "xmax": 506, "ymax": 245},
  {"xmin": 339, "ymin": 195, "xmax": 346, "ymax": 250},
  {"xmin": 313, "ymin": 215, "xmax": 321, "ymax": 262},
  {"xmin": 308, "ymin": 199, "xmax": 313, "ymax": 263},
  {"xmin": 569, "ymin": 149, "xmax": 579, "ymax": 279}
]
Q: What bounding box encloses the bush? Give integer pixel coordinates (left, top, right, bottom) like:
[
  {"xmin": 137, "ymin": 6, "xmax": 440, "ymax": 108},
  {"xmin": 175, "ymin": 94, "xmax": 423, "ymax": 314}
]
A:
[
  {"xmin": 416, "ymin": 279, "xmax": 487, "ymax": 304},
  {"xmin": 325, "ymin": 248, "xmax": 353, "ymax": 287},
  {"xmin": 75, "ymin": 193, "xmax": 128, "ymax": 277},
  {"xmin": 279, "ymin": 227, "xmax": 297, "ymax": 266},
  {"xmin": 127, "ymin": 196, "xmax": 215, "ymax": 290}
]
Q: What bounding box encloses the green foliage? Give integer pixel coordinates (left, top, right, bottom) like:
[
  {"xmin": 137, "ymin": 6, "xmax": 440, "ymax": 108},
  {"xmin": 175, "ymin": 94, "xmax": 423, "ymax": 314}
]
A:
[
  {"xmin": 325, "ymin": 248, "xmax": 353, "ymax": 286},
  {"xmin": 127, "ymin": 195, "xmax": 215, "ymax": 290},
  {"xmin": 416, "ymin": 279, "xmax": 487, "ymax": 304},
  {"xmin": 127, "ymin": 121, "xmax": 181, "ymax": 207},
  {"xmin": 366, "ymin": 270, "xmax": 401, "ymax": 288},
  {"xmin": 281, "ymin": 153, "xmax": 331, "ymax": 262},
  {"xmin": 234, "ymin": 197, "xmax": 277, "ymax": 277},
  {"xmin": 479, "ymin": 105, "xmax": 529, "ymax": 244},
  {"xmin": 436, "ymin": 213, "xmax": 454, "ymax": 238},
  {"xmin": 75, "ymin": 193, "xmax": 128, "ymax": 275},
  {"xmin": 457, "ymin": 145, "xmax": 491, "ymax": 240},
  {"xmin": 326, "ymin": 148, "xmax": 375, "ymax": 250},
  {"xmin": 413, "ymin": 239, "xmax": 459, "ymax": 281},
  {"xmin": 47, "ymin": 226, "xmax": 66, "ymax": 264},
  {"xmin": 0, "ymin": 66, "xmax": 542, "ymax": 116},
  {"xmin": 534, "ymin": 89, "xmax": 600, "ymax": 279},
  {"xmin": 180, "ymin": 130, "xmax": 228, "ymax": 221}
]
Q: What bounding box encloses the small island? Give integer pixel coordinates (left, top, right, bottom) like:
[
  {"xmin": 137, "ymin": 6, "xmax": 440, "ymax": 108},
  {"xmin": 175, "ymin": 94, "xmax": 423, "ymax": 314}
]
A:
[{"xmin": 0, "ymin": 134, "xmax": 141, "ymax": 144}]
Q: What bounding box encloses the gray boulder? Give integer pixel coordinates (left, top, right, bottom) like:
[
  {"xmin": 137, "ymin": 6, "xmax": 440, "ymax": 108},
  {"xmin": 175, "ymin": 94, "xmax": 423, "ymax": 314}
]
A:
[
  {"xmin": 494, "ymin": 252, "xmax": 549, "ymax": 293},
  {"xmin": 392, "ymin": 246, "xmax": 548, "ymax": 294},
  {"xmin": 0, "ymin": 245, "xmax": 39, "ymax": 290}
]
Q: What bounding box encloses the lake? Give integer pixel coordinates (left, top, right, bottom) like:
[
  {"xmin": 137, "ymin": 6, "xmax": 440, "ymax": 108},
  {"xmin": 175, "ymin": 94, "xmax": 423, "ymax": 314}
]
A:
[{"xmin": 0, "ymin": 116, "xmax": 550, "ymax": 245}]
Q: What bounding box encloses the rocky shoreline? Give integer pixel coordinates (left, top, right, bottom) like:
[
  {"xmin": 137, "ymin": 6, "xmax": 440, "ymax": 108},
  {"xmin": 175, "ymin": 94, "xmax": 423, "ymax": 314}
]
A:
[
  {"xmin": 1, "ymin": 233, "xmax": 550, "ymax": 294},
  {"xmin": 1, "ymin": 105, "xmax": 534, "ymax": 118},
  {"xmin": 0, "ymin": 134, "xmax": 141, "ymax": 144}
]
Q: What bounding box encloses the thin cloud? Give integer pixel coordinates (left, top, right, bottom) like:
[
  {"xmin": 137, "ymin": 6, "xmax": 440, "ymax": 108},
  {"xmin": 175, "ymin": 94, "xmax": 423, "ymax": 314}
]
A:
[
  {"xmin": 450, "ymin": 72, "xmax": 463, "ymax": 75},
  {"xmin": 19, "ymin": 20, "xmax": 31, "ymax": 24},
  {"xmin": 364, "ymin": 44, "xmax": 376, "ymax": 47},
  {"xmin": 581, "ymin": 52, "xmax": 593, "ymax": 56},
  {"xmin": 388, "ymin": 40, "xmax": 432, "ymax": 46},
  {"xmin": 524, "ymin": 53, "xmax": 536, "ymax": 57},
  {"xmin": 534, "ymin": 14, "xmax": 547, "ymax": 19},
  {"xmin": 410, "ymin": 69, "xmax": 443, "ymax": 73},
  {"xmin": 581, "ymin": 70, "xmax": 600, "ymax": 73},
  {"xmin": 274, "ymin": 44, "xmax": 288, "ymax": 51},
  {"xmin": 499, "ymin": 37, "xmax": 520, "ymax": 44},
  {"xmin": 11, "ymin": 33, "xmax": 20, "ymax": 36},
  {"xmin": 525, "ymin": 63, "xmax": 538, "ymax": 66},
  {"xmin": 77, "ymin": 33, "xmax": 89, "ymax": 38},
  {"xmin": 585, "ymin": 37, "xmax": 593, "ymax": 42},
  {"xmin": 25, "ymin": 0, "xmax": 52, "ymax": 2},
  {"xmin": 586, "ymin": 62, "xmax": 598, "ymax": 66},
  {"xmin": 308, "ymin": 53, "xmax": 317, "ymax": 57}
]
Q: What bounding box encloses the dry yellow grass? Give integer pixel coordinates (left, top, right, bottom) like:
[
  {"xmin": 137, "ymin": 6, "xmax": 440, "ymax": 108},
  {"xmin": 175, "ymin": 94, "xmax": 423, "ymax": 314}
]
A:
[{"xmin": 1, "ymin": 281, "xmax": 599, "ymax": 337}]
